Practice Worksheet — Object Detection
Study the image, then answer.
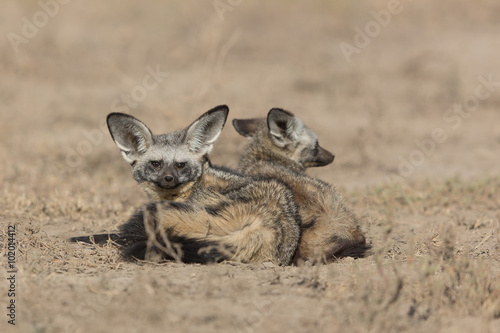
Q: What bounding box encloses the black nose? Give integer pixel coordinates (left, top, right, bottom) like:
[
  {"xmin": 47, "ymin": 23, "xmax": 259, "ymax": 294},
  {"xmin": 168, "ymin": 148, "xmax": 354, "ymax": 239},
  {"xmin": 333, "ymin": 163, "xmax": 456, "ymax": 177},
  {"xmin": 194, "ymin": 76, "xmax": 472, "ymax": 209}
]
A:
[{"xmin": 164, "ymin": 175, "xmax": 174, "ymax": 183}]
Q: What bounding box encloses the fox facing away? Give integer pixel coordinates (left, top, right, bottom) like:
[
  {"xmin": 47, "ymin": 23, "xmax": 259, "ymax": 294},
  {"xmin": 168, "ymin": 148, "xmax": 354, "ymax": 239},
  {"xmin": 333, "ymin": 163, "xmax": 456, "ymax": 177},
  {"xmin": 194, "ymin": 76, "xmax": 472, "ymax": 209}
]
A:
[
  {"xmin": 233, "ymin": 108, "xmax": 369, "ymax": 263},
  {"xmin": 71, "ymin": 105, "xmax": 301, "ymax": 265}
]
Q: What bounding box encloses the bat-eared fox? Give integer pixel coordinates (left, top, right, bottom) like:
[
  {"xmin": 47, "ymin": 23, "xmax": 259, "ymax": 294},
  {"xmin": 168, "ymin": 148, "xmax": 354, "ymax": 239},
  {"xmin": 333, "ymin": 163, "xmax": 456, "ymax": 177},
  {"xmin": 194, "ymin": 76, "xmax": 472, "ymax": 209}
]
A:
[
  {"xmin": 233, "ymin": 108, "xmax": 369, "ymax": 263},
  {"xmin": 71, "ymin": 105, "xmax": 301, "ymax": 265}
]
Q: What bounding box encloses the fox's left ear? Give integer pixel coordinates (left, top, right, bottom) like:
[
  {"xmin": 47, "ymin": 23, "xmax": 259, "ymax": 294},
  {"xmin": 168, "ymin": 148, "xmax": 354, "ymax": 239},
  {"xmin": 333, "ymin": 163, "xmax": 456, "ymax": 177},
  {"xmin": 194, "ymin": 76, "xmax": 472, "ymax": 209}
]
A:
[
  {"xmin": 267, "ymin": 108, "xmax": 303, "ymax": 147},
  {"xmin": 185, "ymin": 105, "xmax": 229, "ymax": 155}
]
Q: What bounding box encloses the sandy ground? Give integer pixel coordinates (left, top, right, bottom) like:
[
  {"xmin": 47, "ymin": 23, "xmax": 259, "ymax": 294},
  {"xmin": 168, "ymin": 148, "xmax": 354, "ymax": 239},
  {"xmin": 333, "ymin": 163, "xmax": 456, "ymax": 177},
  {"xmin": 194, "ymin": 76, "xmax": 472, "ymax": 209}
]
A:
[{"xmin": 0, "ymin": 1, "xmax": 499, "ymax": 332}]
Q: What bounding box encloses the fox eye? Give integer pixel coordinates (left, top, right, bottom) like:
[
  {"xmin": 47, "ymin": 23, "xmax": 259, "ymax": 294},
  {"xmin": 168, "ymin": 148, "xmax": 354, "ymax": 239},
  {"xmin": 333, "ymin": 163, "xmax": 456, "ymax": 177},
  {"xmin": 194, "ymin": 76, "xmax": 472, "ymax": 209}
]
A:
[
  {"xmin": 150, "ymin": 161, "xmax": 162, "ymax": 168},
  {"xmin": 176, "ymin": 162, "xmax": 186, "ymax": 169}
]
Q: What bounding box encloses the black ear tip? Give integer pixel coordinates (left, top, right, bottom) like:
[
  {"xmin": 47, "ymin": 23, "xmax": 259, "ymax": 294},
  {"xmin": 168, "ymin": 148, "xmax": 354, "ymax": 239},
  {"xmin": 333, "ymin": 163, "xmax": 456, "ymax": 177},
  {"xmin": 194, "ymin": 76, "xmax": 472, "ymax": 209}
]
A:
[
  {"xmin": 107, "ymin": 112, "xmax": 133, "ymax": 124},
  {"xmin": 268, "ymin": 108, "xmax": 293, "ymax": 118},
  {"xmin": 205, "ymin": 105, "xmax": 229, "ymax": 123},
  {"xmin": 210, "ymin": 104, "xmax": 229, "ymax": 114},
  {"xmin": 268, "ymin": 108, "xmax": 282, "ymax": 116},
  {"xmin": 107, "ymin": 112, "xmax": 128, "ymax": 118},
  {"xmin": 107, "ymin": 113, "xmax": 118, "ymax": 122}
]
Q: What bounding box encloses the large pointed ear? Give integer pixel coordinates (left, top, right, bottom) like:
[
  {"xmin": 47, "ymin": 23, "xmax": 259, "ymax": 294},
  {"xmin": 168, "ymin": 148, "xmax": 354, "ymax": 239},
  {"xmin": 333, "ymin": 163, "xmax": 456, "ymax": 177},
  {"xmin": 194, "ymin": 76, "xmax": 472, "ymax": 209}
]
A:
[
  {"xmin": 267, "ymin": 108, "xmax": 303, "ymax": 147},
  {"xmin": 107, "ymin": 113, "xmax": 154, "ymax": 164},
  {"xmin": 184, "ymin": 105, "xmax": 229, "ymax": 155},
  {"xmin": 232, "ymin": 118, "xmax": 266, "ymax": 138}
]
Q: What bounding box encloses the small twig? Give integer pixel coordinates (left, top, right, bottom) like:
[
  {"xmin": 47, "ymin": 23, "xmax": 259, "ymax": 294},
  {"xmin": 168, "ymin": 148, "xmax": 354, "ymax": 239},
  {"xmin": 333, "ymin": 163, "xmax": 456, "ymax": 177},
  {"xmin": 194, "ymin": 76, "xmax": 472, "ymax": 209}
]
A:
[{"xmin": 474, "ymin": 230, "xmax": 496, "ymax": 251}]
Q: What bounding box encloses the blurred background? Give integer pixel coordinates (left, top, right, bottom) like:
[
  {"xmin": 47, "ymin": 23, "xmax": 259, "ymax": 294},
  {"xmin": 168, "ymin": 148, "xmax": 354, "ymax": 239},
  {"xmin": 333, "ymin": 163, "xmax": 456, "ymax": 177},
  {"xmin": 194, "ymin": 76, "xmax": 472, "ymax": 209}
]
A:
[
  {"xmin": 1, "ymin": 0, "xmax": 499, "ymax": 204},
  {"xmin": 1, "ymin": 2, "xmax": 499, "ymax": 332}
]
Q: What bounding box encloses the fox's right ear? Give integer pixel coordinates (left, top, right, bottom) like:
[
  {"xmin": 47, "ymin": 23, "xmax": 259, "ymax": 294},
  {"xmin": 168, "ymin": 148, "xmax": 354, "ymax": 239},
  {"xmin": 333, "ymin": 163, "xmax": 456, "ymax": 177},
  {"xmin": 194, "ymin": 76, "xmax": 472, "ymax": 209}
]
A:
[
  {"xmin": 107, "ymin": 113, "xmax": 154, "ymax": 164},
  {"xmin": 232, "ymin": 118, "xmax": 266, "ymax": 138},
  {"xmin": 267, "ymin": 108, "xmax": 303, "ymax": 147}
]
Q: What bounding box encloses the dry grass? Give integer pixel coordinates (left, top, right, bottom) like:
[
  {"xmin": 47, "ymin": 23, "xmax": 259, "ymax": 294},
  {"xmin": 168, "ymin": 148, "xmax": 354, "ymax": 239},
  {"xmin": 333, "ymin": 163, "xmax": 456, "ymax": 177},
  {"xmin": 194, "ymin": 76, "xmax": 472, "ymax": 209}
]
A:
[
  {"xmin": 1, "ymin": 1, "xmax": 500, "ymax": 332},
  {"xmin": 1, "ymin": 177, "xmax": 498, "ymax": 332}
]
